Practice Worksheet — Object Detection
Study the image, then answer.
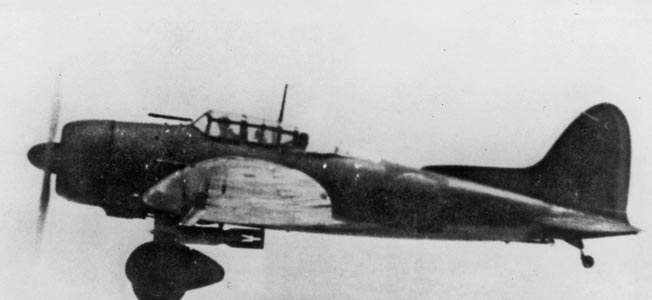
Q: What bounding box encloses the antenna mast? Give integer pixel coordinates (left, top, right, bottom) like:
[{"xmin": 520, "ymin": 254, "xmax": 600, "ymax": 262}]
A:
[{"xmin": 278, "ymin": 84, "xmax": 288, "ymax": 124}]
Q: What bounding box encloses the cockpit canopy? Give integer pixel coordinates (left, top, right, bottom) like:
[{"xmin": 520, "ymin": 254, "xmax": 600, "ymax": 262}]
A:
[{"xmin": 192, "ymin": 110, "xmax": 309, "ymax": 150}]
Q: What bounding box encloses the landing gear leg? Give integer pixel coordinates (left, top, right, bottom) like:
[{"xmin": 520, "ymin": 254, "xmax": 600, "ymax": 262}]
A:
[{"xmin": 565, "ymin": 239, "xmax": 594, "ymax": 269}]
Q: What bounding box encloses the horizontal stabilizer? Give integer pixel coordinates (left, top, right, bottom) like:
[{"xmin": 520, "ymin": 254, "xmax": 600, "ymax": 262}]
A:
[{"xmin": 537, "ymin": 213, "xmax": 640, "ymax": 238}]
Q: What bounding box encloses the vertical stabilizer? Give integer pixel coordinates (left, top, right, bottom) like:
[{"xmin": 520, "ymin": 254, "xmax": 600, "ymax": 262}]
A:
[
  {"xmin": 423, "ymin": 103, "xmax": 632, "ymax": 223},
  {"xmin": 530, "ymin": 103, "xmax": 631, "ymax": 221}
]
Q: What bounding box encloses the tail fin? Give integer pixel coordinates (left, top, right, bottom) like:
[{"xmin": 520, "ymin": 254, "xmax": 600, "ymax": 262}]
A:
[
  {"xmin": 531, "ymin": 103, "xmax": 631, "ymax": 221},
  {"xmin": 423, "ymin": 103, "xmax": 631, "ymax": 222}
]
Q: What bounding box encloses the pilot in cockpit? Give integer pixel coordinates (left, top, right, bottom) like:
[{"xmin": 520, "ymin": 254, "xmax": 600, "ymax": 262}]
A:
[
  {"xmin": 218, "ymin": 121, "xmax": 238, "ymax": 140},
  {"xmin": 254, "ymin": 125, "xmax": 267, "ymax": 144}
]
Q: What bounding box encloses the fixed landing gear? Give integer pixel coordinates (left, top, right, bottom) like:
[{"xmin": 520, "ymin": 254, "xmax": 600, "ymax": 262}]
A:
[
  {"xmin": 565, "ymin": 239, "xmax": 594, "ymax": 268},
  {"xmin": 580, "ymin": 253, "xmax": 594, "ymax": 268},
  {"xmin": 125, "ymin": 241, "xmax": 225, "ymax": 300}
]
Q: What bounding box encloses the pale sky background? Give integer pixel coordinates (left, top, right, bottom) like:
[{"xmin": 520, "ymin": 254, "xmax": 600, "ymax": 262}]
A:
[{"xmin": 1, "ymin": 1, "xmax": 652, "ymax": 299}]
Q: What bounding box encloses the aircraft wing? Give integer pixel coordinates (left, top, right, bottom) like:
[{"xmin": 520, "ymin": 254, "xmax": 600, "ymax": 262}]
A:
[{"xmin": 143, "ymin": 157, "xmax": 346, "ymax": 229}]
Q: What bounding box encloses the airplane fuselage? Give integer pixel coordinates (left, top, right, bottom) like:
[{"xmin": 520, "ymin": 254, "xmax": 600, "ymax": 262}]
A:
[
  {"xmin": 28, "ymin": 116, "xmax": 635, "ymax": 245},
  {"xmin": 29, "ymin": 120, "xmax": 550, "ymax": 243}
]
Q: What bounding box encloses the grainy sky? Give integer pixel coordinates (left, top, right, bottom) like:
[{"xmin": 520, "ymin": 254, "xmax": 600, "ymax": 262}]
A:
[{"xmin": 1, "ymin": 1, "xmax": 651, "ymax": 299}]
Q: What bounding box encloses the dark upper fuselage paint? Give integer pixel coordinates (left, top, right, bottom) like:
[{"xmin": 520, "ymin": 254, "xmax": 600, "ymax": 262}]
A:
[{"xmin": 44, "ymin": 120, "xmax": 550, "ymax": 242}]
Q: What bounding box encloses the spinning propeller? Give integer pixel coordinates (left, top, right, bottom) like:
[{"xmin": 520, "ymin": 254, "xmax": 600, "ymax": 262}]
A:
[{"xmin": 33, "ymin": 73, "xmax": 62, "ymax": 246}]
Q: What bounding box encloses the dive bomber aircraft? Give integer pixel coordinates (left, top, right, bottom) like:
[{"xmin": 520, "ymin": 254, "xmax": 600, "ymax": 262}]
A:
[{"xmin": 28, "ymin": 87, "xmax": 639, "ymax": 299}]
